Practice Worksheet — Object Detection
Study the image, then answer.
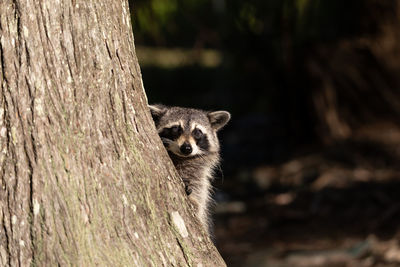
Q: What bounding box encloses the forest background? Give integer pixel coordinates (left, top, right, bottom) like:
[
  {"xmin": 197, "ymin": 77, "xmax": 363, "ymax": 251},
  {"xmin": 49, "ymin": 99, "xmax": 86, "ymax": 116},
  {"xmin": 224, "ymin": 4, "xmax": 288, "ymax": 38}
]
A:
[{"xmin": 130, "ymin": 1, "xmax": 400, "ymax": 266}]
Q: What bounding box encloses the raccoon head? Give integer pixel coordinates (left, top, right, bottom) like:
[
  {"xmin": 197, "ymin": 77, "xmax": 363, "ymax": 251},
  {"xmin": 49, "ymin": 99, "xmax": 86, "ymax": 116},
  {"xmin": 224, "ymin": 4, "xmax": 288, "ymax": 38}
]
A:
[{"xmin": 149, "ymin": 104, "xmax": 230, "ymax": 158}]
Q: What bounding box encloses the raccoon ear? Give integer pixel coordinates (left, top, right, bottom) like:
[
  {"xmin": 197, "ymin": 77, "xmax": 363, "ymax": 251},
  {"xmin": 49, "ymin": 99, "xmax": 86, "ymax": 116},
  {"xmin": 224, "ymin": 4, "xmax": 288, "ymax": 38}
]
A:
[
  {"xmin": 208, "ymin": 111, "xmax": 231, "ymax": 130},
  {"xmin": 148, "ymin": 104, "xmax": 167, "ymax": 122}
]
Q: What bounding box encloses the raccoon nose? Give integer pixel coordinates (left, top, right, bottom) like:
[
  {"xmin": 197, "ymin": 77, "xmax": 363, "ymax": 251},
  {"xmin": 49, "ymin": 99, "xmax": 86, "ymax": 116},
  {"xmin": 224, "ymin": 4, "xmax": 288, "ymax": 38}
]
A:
[{"xmin": 180, "ymin": 143, "xmax": 192, "ymax": 155}]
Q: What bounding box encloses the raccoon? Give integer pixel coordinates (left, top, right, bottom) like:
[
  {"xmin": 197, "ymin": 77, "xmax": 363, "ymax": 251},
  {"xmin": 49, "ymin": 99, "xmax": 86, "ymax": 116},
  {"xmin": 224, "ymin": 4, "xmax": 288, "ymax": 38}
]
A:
[{"xmin": 149, "ymin": 104, "xmax": 231, "ymax": 234}]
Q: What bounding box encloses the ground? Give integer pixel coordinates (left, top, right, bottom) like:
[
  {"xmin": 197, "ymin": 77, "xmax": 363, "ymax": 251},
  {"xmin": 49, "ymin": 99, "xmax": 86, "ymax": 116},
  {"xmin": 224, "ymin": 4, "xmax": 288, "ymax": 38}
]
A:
[{"xmin": 215, "ymin": 122, "xmax": 400, "ymax": 267}]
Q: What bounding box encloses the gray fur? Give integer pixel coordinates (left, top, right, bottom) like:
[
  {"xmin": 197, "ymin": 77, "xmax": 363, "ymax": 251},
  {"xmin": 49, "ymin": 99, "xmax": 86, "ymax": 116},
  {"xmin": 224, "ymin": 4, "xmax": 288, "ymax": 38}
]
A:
[{"xmin": 149, "ymin": 105, "xmax": 230, "ymax": 234}]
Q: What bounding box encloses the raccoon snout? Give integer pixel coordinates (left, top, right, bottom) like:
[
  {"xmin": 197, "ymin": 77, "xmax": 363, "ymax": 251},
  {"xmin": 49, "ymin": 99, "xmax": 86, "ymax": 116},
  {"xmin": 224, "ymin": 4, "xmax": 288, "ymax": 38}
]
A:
[{"xmin": 180, "ymin": 142, "xmax": 192, "ymax": 155}]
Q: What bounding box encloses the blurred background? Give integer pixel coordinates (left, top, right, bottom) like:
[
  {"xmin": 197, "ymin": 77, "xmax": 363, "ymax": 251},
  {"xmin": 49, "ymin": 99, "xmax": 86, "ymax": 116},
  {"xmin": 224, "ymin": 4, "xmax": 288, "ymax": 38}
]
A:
[{"xmin": 129, "ymin": 0, "xmax": 400, "ymax": 266}]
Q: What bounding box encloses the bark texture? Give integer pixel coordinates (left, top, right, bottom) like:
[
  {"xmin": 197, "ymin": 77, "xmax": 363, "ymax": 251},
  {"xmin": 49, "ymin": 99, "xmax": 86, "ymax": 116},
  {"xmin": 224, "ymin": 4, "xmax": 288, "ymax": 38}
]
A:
[{"xmin": 0, "ymin": 0, "xmax": 225, "ymax": 266}]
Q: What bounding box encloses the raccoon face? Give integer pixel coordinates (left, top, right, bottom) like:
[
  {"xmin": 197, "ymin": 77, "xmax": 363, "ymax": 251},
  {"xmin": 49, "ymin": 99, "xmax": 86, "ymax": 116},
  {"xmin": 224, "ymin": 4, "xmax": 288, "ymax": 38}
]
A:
[{"xmin": 149, "ymin": 105, "xmax": 230, "ymax": 158}]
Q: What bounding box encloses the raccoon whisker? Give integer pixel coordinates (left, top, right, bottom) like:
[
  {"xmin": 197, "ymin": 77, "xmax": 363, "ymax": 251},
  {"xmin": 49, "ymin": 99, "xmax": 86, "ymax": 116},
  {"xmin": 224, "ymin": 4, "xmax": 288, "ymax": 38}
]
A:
[
  {"xmin": 194, "ymin": 151, "xmax": 207, "ymax": 160},
  {"xmin": 160, "ymin": 138, "xmax": 174, "ymax": 148},
  {"xmin": 160, "ymin": 137, "xmax": 172, "ymax": 144},
  {"xmin": 216, "ymin": 163, "xmax": 224, "ymax": 184}
]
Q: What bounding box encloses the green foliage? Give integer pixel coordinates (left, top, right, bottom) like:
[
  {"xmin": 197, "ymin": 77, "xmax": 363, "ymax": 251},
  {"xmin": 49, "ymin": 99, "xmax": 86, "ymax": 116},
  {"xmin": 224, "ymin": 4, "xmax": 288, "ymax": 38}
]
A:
[
  {"xmin": 130, "ymin": 0, "xmax": 390, "ymax": 48},
  {"xmin": 131, "ymin": 0, "xmax": 219, "ymax": 46},
  {"xmin": 135, "ymin": 0, "xmax": 177, "ymax": 42}
]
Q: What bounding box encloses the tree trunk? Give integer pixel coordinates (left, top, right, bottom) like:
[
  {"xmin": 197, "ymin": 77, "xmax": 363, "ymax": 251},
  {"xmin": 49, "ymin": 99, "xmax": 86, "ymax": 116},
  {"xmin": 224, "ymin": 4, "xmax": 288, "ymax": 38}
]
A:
[{"xmin": 0, "ymin": 0, "xmax": 225, "ymax": 266}]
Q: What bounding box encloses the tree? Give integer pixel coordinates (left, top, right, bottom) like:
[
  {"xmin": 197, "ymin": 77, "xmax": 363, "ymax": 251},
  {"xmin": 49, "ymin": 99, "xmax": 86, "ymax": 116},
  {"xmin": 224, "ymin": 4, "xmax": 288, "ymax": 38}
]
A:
[{"xmin": 0, "ymin": 0, "xmax": 225, "ymax": 266}]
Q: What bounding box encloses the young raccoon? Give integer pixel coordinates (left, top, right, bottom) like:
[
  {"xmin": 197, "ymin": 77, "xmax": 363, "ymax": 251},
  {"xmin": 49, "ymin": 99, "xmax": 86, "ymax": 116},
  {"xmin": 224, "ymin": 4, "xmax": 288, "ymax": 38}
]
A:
[{"xmin": 149, "ymin": 104, "xmax": 230, "ymax": 234}]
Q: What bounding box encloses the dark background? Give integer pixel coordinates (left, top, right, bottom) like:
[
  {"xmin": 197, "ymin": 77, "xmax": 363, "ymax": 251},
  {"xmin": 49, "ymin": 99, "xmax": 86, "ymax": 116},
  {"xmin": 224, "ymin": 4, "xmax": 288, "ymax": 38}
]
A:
[{"xmin": 129, "ymin": 1, "xmax": 400, "ymax": 266}]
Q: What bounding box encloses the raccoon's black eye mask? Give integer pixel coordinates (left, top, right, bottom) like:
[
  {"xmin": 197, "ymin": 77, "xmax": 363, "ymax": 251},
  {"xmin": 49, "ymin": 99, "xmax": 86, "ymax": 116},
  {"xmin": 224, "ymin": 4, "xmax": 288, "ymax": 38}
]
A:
[
  {"xmin": 192, "ymin": 128, "xmax": 203, "ymax": 140},
  {"xmin": 159, "ymin": 125, "xmax": 183, "ymax": 141}
]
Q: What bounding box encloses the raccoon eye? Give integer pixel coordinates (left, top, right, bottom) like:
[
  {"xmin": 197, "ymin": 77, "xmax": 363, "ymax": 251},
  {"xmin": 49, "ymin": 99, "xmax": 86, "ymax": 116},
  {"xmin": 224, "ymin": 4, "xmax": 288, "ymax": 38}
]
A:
[
  {"xmin": 192, "ymin": 128, "xmax": 203, "ymax": 139},
  {"xmin": 169, "ymin": 125, "xmax": 182, "ymax": 139},
  {"xmin": 160, "ymin": 125, "xmax": 182, "ymax": 140},
  {"xmin": 170, "ymin": 125, "xmax": 181, "ymax": 135}
]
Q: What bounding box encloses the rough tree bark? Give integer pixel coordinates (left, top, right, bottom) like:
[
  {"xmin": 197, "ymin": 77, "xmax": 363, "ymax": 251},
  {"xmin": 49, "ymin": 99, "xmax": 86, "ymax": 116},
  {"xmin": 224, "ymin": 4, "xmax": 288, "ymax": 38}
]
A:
[{"xmin": 0, "ymin": 0, "xmax": 225, "ymax": 266}]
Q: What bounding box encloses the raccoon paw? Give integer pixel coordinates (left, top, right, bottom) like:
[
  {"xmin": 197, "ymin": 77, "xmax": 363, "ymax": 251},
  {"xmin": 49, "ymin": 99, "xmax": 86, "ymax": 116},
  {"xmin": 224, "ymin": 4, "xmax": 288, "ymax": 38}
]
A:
[
  {"xmin": 182, "ymin": 178, "xmax": 192, "ymax": 195},
  {"xmin": 185, "ymin": 184, "xmax": 193, "ymax": 195}
]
